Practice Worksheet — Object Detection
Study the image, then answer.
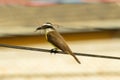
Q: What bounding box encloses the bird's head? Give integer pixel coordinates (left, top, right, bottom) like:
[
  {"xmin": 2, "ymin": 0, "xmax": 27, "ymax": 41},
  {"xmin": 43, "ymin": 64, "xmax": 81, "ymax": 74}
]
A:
[{"xmin": 35, "ymin": 22, "xmax": 55, "ymax": 31}]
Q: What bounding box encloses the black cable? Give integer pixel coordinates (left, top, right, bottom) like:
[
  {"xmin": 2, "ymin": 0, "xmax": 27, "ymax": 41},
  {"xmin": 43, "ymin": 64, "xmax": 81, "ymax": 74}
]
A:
[{"xmin": 0, "ymin": 43, "xmax": 120, "ymax": 60}]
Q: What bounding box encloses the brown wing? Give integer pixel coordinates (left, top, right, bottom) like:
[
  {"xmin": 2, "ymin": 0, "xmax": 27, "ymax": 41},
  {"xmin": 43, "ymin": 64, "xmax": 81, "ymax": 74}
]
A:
[
  {"xmin": 47, "ymin": 31, "xmax": 81, "ymax": 64},
  {"xmin": 47, "ymin": 31, "xmax": 70, "ymax": 52}
]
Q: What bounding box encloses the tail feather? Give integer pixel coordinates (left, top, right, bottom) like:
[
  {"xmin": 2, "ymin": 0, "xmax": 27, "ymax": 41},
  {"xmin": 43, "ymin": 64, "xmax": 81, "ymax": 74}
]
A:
[
  {"xmin": 65, "ymin": 51, "xmax": 81, "ymax": 64},
  {"xmin": 71, "ymin": 53, "xmax": 81, "ymax": 64}
]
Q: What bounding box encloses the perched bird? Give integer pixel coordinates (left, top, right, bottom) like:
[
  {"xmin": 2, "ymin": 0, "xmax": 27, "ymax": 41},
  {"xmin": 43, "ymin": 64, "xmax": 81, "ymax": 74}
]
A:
[{"xmin": 36, "ymin": 22, "xmax": 81, "ymax": 64}]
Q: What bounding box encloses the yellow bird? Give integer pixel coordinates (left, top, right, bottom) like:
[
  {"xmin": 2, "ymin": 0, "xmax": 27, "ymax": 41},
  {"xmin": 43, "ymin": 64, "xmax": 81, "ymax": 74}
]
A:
[{"xmin": 36, "ymin": 22, "xmax": 81, "ymax": 64}]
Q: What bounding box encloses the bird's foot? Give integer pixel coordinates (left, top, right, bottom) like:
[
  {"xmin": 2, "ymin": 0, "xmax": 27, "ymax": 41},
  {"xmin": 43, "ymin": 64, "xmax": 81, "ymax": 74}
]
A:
[{"xmin": 50, "ymin": 48, "xmax": 58, "ymax": 54}]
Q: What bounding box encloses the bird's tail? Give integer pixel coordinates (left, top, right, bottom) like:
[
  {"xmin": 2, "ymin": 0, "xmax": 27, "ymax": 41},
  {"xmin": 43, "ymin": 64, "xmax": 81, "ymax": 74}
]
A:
[{"xmin": 65, "ymin": 51, "xmax": 81, "ymax": 64}]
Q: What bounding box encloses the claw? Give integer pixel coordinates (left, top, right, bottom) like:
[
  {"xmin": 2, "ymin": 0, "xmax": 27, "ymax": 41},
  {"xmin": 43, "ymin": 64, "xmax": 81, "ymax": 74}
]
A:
[{"xmin": 50, "ymin": 48, "xmax": 58, "ymax": 54}]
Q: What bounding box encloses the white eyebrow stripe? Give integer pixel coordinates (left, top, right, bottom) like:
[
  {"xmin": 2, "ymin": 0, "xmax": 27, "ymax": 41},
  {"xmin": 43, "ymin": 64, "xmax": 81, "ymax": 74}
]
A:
[{"xmin": 43, "ymin": 23, "xmax": 52, "ymax": 26}]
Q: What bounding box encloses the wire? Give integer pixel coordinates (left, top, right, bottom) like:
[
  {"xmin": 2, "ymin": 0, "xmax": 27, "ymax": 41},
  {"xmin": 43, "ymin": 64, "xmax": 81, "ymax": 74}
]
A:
[{"xmin": 0, "ymin": 43, "xmax": 120, "ymax": 60}]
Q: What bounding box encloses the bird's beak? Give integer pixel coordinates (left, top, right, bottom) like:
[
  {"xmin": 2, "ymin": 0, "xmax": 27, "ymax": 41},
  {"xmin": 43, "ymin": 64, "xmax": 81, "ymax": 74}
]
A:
[{"xmin": 34, "ymin": 27, "xmax": 42, "ymax": 32}]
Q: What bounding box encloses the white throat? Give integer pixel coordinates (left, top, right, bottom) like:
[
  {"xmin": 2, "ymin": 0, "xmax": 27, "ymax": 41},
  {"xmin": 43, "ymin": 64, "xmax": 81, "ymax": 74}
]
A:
[{"xmin": 45, "ymin": 28, "xmax": 54, "ymax": 33}]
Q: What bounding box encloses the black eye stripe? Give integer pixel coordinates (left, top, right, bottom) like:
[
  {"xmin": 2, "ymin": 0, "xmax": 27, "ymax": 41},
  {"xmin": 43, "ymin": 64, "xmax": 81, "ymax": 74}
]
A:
[{"xmin": 46, "ymin": 26, "xmax": 52, "ymax": 28}]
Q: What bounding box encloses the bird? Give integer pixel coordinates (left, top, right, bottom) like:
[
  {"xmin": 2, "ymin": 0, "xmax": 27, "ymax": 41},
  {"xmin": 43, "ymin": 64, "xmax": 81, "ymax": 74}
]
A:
[{"xmin": 36, "ymin": 22, "xmax": 81, "ymax": 64}]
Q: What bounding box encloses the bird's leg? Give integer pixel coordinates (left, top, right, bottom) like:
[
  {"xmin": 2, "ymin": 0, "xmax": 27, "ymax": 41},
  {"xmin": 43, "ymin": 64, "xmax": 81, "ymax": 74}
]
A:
[{"xmin": 50, "ymin": 48, "xmax": 58, "ymax": 54}]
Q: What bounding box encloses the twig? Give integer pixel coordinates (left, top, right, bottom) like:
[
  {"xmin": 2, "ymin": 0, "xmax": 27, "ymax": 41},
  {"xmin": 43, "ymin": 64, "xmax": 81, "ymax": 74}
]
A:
[{"xmin": 0, "ymin": 44, "xmax": 120, "ymax": 60}]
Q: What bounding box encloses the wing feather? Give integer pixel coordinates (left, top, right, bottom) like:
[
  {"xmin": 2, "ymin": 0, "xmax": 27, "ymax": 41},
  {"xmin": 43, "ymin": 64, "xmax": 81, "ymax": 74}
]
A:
[
  {"xmin": 47, "ymin": 31, "xmax": 81, "ymax": 64},
  {"xmin": 47, "ymin": 31, "xmax": 70, "ymax": 51}
]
